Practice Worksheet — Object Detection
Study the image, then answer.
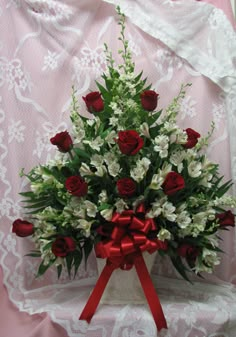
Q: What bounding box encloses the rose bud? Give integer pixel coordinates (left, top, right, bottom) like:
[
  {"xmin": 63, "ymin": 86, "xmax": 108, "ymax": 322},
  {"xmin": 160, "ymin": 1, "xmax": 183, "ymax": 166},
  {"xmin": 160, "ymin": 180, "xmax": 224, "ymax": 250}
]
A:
[
  {"xmin": 82, "ymin": 92, "xmax": 104, "ymax": 113},
  {"xmin": 162, "ymin": 171, "xmax": 185, "ymax": 196},
  {"xmin": 12, "ymin": 219, "xmax": 34, "ymax": 237},
  {"xmin": 52, "ymin": 237, "xmax": 76, "ymax": 257},
  {"xmin": 156, "ymin": 239, "xmax": 168, "ymax": 251},
  {"xmin": 178, "ymin": 244, "xmax": 199, "ymax": 260},
  {"xmin": 117, "ymin": 178, "xmax": 136, "ymax": 198},
  {"xmin": 116, "ymin": 130, "xmax": 144, "ymax": 156},
  {"xmin": 183, "ymin": 128, "xmax": 201, "ymax": 149},
  {"xmin": 140, "ymin": 90, "xmax": 159, "ymax": 111},
  {"xmin": 50, "ymin": 131, "xmax": 73, "ymax": 153},
  {"xmin": 65, "ymin": 176, "xmax": 88, "ymax": 197},
  {"xmin": 216, "ymin": 210, "xmax": 235, "ymax": 227}
]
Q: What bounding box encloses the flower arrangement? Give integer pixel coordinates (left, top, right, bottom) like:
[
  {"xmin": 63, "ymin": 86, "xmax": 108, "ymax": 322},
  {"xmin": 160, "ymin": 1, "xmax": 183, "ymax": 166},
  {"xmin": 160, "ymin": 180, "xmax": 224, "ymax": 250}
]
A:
[{"xmin": 12, "ymin": 8, "xmax": 235, "ymax": 284}]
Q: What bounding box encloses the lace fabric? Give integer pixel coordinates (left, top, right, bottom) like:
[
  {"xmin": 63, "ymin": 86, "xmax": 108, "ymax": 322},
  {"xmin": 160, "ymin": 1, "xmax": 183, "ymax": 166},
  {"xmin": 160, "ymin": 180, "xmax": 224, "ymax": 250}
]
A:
[{"xmin": 0, "ymin": 0, "xmax": 236, "ymax": 336}]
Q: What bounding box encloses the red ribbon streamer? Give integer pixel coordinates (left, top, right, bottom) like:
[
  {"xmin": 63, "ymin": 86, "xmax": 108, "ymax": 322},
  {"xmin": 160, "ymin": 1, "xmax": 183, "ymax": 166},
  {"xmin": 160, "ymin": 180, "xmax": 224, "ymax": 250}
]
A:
[
  {"xmin": 79, "ymin": 205, "xmax": 168, "ymax": 331},
  {"xmin": 79, "ymin": 253, "xmax": 167, "ymax": 331}
]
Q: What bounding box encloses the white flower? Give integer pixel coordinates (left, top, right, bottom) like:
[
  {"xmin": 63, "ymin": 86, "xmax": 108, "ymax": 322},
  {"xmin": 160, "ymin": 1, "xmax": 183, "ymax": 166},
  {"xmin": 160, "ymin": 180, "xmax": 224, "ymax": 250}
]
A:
[
  {"xmin": 105, "ymin": 130, "xmax": 117, "ymax": 145},
  {"xmin": 170, "ymin": 150, "xmax": 185, "ymax": 172},
  {"xmin": 84, "ymin": 201, "xmax": 97, "ymax": 218},
  {"xmin": 176, "ymin": 210, "xmax": 191, "ymax": 229},
  {"xmin": 108, "ymin": 162, "xmax": 121, "ymax": 177},
  {"xmin": 147, "ymin": 196, "xmax": 167, "ymax": 218},
  {"xmin": 162, "ymin": 201, "xmax": 176, "ymax": 222},
  {"xmin": 91, "ymin": 154, "xmax": 104, "ymax": 167},
  {"xmin": 149, "ymin": 174, "xmax": 163, "ymax": 190},
  {"xmin": 80, "ymin": 163, "xmax": 93, "ymax": 176},
  {"xmin": 95, "ymin": 165, "xmax": 107, "ymax": 177},
  {"xmin": 153, "ymin": 135, "xmax": 169, "ymax": 158},
  {"xmin": 30, "ymin": 182, "xmax": 41, "ymax": 194},
  {"xmin": 101, "ymin": 208, "xmax": 113, "ymax": 221},
  {"xmin": 157, "ymin": 228, "xmax": 171, "ymax": 241},
  {"xmin": 98, "ymin": 190, "xmax": 108, "ymax": 203},
  {"xmin": 104, "ymin": 152, "xmax": 116, "ymax": 165},
  {"xmin": 188, "ymin": 161, "xmax": 202, "ymax": 178},
  {"xmin": 109, "ymin": 116, "xmax": 119, "ymax": 126},
  {"xmin": 140, "ymin": 122, "xmax": 150, "ymax": 138},
  {"xmin": 83, "ymin": 136, "xmax": 104, "ymax": 151},
  {"xmin": 200, "ymin": 249, "xmax": 220, "ymax": 271},
  {"xmin": 72, "ymin": 127, "xmax": 85, "ymax": 143},
  {"xmin": 77, "ymin": 219, "xmax": 93, "ymax": 237},
  {"xmin": 149, "ymin": 163, "xmax": 172, "ymax": 190},
  {"xmin": 191, "ymin": 212, "xmax": 207, "ymax": 235},
  {"xmin": 130, "ymin": 157, "xmax": 151, "ymax": 182},
  {"xmin": 115, "ymin": 199, "xmax": 128, "ymax": 213},
  {"xmin": 176, "ymin": 129, "xmax": 187, "ymax": 144},
  {"xmin": 86, "ymin": 119, "xmax": 95, "ymax": 127}
]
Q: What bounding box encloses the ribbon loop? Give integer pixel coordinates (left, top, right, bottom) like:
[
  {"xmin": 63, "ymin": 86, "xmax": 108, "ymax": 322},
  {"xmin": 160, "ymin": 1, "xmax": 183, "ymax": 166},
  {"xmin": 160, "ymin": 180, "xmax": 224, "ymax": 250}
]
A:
[{"xmin": 80, "ymin": 204, "xmax": 168, "ymax": 331}]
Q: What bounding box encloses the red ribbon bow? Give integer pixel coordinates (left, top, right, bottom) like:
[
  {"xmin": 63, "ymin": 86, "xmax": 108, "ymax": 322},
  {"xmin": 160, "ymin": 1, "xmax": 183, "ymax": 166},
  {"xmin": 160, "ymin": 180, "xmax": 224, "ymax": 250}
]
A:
[
  {"xmin": 79, "ymin": 204, "xmax": 167, "ymax": 332},
  {"xmin": 95, "ymin": 204, "xmax": 161, "ymax": 269}
]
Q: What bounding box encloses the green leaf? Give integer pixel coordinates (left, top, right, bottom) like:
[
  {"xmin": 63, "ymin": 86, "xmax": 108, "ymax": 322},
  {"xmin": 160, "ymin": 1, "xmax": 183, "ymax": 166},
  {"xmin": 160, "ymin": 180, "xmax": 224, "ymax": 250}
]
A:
[
  {"xmin": 25, "ymin": 252, "xmax": 41, "ymax": 257},
  {"xmin": 57, "ymin": 265, "xmax": 63, "ymax": 279},
  {"xmin": 73, "ymin": 249, "xmax": 83, "ymax": 278},
  {"xmin": 73, "ymin": 147, "xmax": 91, "ymax": 160},
  {"xmin": 36, "ymin": 258, "xmax": 56, "ymax": 278},
  {"xmin": 83, "ymin": 239, "xmax": 93, "ymax": 268},
  {"xmin": 66, "ymin": 254, "xmax": 74, "ymax": 278},
  {"xmin": 170, "ymin": 257, "xmax": 193, "ymax": 283}
]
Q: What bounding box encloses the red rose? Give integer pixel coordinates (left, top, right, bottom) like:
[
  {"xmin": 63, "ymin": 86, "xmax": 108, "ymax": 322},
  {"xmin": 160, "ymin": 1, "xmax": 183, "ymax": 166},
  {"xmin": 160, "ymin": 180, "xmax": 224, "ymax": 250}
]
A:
[
  {"xmin": 156, "ymin": 239, "xmax": 168, "ymax": 251},
  {"xmin": 52, "ymin": 237, "xmax": 76, "ymax": 257},
  {"xmin": 140, "ymin": 90, "xmax": 159, "ymax": 111},
  {"xmin": 216, "ymin": 210, "xmax": 235, "ymax": 227},
  {"xmin": 12, "ymin": 219, "xmax": 34, "ymax": 237},
  {"xmin": 116, "ymin": 130, "xmax": 144, "ymax": 155},
  {"xmin": 117, "ymin": 178, "xmax": 136, "ymax": 197},
  {"xmin": 178, "ymin": 244, "xmax": 199, "ymax": 259},
  {"xmin": 50, "ymin": 131, "xmax": 73, "ymax": 153},
  {"xmin": 183, "ymin": 128, "xmax": 200, "ymax": 149},
  {"xmin": 65, "ymin": 176, "xmax": 88, "ymax": 197},
  {"xmin": 82, "ymin": 91, "xmax": 104, "ymax": 113},
  {"xmin": 162, "ymin": 171, "xmax": 185, "ymax": 196}
]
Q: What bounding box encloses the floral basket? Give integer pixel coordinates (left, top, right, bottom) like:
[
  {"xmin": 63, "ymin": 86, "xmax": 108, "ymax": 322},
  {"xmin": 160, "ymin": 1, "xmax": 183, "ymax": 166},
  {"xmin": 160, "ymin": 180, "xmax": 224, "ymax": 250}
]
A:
[{"xmin": 12, "ymin": 7, "xmax": 236, "ymax": 332}]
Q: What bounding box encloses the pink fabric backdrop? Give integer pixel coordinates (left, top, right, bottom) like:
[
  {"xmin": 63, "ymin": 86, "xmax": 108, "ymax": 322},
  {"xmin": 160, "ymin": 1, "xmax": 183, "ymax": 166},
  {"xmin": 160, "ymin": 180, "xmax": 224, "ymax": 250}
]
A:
[{"xmin": 0, "ymin": 1, "xmax": 235, "ymax": 337}]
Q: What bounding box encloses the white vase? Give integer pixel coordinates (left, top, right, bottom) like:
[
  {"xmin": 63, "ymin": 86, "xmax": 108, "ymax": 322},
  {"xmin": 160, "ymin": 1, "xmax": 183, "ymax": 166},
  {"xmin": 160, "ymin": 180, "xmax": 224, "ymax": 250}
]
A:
[{"xmin": 96, "ymin": 252, "xmax": 157, "ymax": 304}]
